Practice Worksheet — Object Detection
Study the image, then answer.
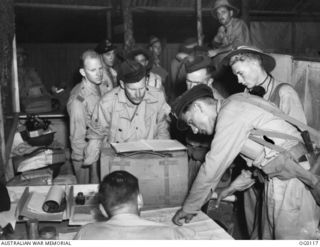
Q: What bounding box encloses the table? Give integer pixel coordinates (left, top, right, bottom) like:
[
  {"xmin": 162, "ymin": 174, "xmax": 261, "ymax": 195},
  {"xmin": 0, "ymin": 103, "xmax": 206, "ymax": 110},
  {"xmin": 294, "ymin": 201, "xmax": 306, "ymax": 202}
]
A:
[{"xmin": 2, "ymin": 185, "xmax": 233, "ymax": 240}]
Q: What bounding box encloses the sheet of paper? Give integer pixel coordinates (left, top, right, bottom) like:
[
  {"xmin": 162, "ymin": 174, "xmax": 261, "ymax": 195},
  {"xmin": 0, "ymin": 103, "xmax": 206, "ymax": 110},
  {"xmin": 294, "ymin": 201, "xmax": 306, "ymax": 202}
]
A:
[
  {"xmin": 141, "ymin": 207, "xmax": 233, "ymax": 240},
  {"xmin": 110, "ymin": 140, "xmax": 151, "ymax": 153},
  {"xmin": 111, "ymin": 139, "xmax": 186, "ymax": 153},
  {"xmin": 142, "ymin": 139, "xmax": 186, "ymax": 152},
  {"xmin": 27, "ymin": 192, "xmax": 46, "ymax": 213}
]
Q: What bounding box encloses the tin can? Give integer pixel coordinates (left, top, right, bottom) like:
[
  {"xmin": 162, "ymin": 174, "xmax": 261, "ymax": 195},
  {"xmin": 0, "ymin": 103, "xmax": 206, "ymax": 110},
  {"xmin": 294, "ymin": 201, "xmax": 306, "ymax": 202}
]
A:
[
  {"xmin": 26, "ymin": 219, "xmax": 39, "ymax": 239},
  {"xmin": 39, "ymin": 226, "xmax": 57, "ymax": 240}
]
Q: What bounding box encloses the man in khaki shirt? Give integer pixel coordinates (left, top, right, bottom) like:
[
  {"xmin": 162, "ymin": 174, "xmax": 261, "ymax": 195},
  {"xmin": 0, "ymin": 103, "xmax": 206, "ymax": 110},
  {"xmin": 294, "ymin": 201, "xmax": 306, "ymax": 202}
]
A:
[
  {"xmin": 67, "ymin": 50, "xmax": 103, "ymax": 184},
  {"xmin": 84, "ymin": 60, "xmax": 171, "ymax": 165},
  {"xmin": 74, "ymin": 171, "xmax": 194, "ymax": 240}
]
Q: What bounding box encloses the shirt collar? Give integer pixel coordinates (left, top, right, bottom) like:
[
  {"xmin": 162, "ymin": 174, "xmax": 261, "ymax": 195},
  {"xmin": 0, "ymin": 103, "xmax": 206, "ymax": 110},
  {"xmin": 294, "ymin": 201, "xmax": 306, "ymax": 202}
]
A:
[
  {"xmin": 81, "ymin": 79, "xmax": 101, "ymax": 97},
  {"xmin": 117, "ymin": 87, "xmax": 159, "ymax": 107}
]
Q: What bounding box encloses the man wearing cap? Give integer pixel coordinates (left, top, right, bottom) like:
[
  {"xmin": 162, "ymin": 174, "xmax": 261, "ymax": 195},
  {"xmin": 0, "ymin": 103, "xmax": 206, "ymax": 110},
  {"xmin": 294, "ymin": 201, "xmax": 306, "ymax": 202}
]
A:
[
  {"xmin": 217, "ymin": 45, "xmax": 310, "ymax": 238},
  {"xmin": 170, "ymin": 37, "xmax": 199, "ymax": 101},
  {"xmin": 83, "ymin": 60, "xmax": 171, "ymax": 166},
  {"xmin": 95, "ymin": 39, "xmax": 118, "ymax": 95},
  {"xmin": 67, "ymin": 50, "xmax": 103, "ymax": 184},
  {"xmin": 208, "ymin": 0, "xmax": 250, "ymax": 69},
  {"xmin": 171, "ymin": 84, "xmax": 320, "ymax": 239},
  {"xmin": 183, "ymin": 55, "xmax": 229, "ymax": 187},
  {"xmin": 128, "ymin": 47, "xmax": 163, "ymax": 90}
]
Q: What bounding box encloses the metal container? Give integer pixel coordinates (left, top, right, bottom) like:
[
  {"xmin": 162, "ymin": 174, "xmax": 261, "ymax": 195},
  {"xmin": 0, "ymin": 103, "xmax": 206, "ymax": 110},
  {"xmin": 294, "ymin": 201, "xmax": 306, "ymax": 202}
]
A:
[
  {"xmin": 26, "ymin": 219, "xmax": 39, "ymax": 239},
  {"xmin": 39, "ymin": 226, "xmax": 57, "ymax": 240}
]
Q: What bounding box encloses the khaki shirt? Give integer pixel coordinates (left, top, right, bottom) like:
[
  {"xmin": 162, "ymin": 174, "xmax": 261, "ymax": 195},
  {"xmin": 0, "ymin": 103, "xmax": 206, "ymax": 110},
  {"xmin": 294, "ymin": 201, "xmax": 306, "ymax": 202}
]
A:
[
  {"xmin": 67, "ymin": 79, "xmax": 101, "ymax": 161},
  {"xmin": 147, "ymin": 72, "xmax": 162, "ymax": 89},
  {"xmin": 182, "ymin": 94, "xmax": 320, "ymax": 239},
  {"xmin": 213, "ymin": 18, "xmax": 251, "ymax": 48},
  {"xmin": 84, "ymin": 86, "xmax": 171, "ymax": 164},
  {"xmin": 74, "ymin": 213, "xmax": 194, "ymax": 240},
  {"xmin": 182, "ymin": 94, "xmax": 308, "ymax": 213},
  {"xmin": 99, "ymin": 66, "xmax": 117, "ymax": 96}
]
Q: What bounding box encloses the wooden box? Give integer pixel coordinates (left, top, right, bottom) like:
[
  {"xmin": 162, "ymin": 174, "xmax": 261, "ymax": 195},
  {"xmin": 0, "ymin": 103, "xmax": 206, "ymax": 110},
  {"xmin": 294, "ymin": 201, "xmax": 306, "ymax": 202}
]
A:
[{"xmin": 100, "ymin": 148, "xmax": 189, "ymax": 209}]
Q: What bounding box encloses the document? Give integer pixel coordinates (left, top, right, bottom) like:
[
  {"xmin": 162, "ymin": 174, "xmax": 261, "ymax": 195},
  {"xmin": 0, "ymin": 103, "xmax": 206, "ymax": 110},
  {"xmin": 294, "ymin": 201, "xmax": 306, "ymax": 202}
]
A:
[{"xmin": 110, "ymin": 139, "xmax": 186, "ymax": 154}]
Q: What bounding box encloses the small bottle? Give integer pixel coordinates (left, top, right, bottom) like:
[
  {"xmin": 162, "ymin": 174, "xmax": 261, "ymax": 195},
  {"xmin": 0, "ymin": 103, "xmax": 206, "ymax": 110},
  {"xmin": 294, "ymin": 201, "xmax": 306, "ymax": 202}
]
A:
[
  {"xmin": 26, "ymin": 219, "xmax": 39, "ymax": 239},
  {"xmin": 39, "ymin": 226, "xmax": 57, "ymax": 240}
]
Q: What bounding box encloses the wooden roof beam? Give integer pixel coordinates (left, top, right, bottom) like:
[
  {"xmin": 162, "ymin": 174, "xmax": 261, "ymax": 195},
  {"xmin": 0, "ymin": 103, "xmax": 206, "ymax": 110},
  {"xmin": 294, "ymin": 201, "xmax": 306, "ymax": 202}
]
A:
[{"xmin": 14, "ymin": 2, "xmax": 112, "ymax": 10}]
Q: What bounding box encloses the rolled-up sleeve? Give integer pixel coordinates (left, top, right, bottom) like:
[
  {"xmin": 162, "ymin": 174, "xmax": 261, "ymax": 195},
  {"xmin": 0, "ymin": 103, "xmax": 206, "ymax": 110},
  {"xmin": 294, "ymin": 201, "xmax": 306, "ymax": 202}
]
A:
[
  {"xmin": 155, "ymin": 92, "xmax": 171, "ymax": 139},
  {"xmin": 84, "ymin": 100, "xmax": 112, "ymax": 164},
  {"xmin": 67, "ymin": 99, "xmax": 87, "ymax": 161}
]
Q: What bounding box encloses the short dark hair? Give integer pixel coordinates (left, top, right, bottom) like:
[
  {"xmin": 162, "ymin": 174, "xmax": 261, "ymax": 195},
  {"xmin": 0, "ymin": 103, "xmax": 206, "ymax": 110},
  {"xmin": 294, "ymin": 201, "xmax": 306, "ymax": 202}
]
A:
[{"xmin": 99, "ymin": 170, "xmax": 139, "ymax": 213}]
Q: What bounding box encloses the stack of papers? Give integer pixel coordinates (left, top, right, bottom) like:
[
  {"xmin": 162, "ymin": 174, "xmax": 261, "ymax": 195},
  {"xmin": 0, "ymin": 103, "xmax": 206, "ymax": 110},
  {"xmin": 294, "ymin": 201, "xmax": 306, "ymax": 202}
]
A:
[{"xmin": 111, "ymin": 139, "xmax": 186, "ymax": 154}]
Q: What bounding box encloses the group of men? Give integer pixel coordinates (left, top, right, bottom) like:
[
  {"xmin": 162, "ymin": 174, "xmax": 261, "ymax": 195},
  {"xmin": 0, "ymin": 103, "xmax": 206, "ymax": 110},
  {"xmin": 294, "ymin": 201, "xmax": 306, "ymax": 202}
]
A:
[{"xmin": 67, "ymin": 0, "xmax": 320, "ymax": 240}]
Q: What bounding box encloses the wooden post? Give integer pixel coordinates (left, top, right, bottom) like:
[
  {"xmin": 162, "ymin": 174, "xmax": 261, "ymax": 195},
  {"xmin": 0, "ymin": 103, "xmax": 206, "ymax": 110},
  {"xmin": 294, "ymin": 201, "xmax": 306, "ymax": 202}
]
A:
[
  {"xmin": 0, "ymin": 0, "xmax": 15, "ymax": 183},
  {"xmin": 106, "ymin": 10, "xmax": 112, "ymax": 40},
  {"xmin": 241, "ymin": 0, "xmax": 250, "ymax": 27},
  {"xmin": 291, "ymin": 21, "xmax": 296, "ymax": 54},
  {"xmin": 196, "ymin": 0, "xmax": 203, "ymax": 46},
  {"xmin": 12, "ymin": 35, "xmax": 20, "ymax": 113},
  {"xmin": 122, "ymin": 0, "xmax": 135, "ymax": 52}
]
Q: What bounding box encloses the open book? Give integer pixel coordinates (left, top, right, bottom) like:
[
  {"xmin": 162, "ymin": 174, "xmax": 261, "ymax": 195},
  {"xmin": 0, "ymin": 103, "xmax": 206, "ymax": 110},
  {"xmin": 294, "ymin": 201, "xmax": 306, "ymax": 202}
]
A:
[{"xmin": 110, "ymin": 139, "xmax": 186, "ymax": 154}]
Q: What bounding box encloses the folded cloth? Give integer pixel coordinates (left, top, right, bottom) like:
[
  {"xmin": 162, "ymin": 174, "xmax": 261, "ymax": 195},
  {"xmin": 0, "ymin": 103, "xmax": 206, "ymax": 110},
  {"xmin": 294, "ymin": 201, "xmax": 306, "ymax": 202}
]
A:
[{"xmin": 14, "ymin": 148, "xmax": 66, "ymax": 173}]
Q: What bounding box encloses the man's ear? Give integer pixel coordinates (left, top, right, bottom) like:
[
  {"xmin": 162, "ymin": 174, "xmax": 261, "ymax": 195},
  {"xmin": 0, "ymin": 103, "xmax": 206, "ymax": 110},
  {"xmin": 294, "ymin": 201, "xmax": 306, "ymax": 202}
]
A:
[
  {"xmin": 119, "ymin": 80, "xmax": 125, "ymax": 89},
  {"xmin": 207, "ymin": 78, "xmax": 214, "ymax": 85},
  {"xmin": 79, "ymin": 68, "xmax": 85, "ymax": 77},
  {"xmin": 137, "ymin": 193, "xmax": 144, "ymax": 210},
  {"xmin": 193, "ymin": 102, "xmax": 203, "ymax": 113},
  {"xmin": 230, "ymin": 9, "xmax": 234, "ymax": 17}
]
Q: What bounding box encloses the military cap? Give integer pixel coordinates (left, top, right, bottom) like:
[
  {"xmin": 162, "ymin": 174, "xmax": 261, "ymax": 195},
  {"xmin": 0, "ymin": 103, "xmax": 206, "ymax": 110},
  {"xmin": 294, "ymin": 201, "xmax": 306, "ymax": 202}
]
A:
[
  {"xmin": 171, "ymin": 84, "xmax": 213, "ymax": 130},
  {"xmin": 118, "ymin": 60, "xmax": 146, "ymax": 84},
  {"xmin": 185, "ymin": 55, "xmax": 212, "ymax": 73},
  {"xmin": 148, "ymin": 36, "xmax": 161, "ymax": 47},
  {"xmin": 95, "ymin": 39, "xmax": 117, "ymax": 54},
  {"xmin": 211, "ymin": 0, "xmax": 239, "ymax": 18},
  {"xmin": 223, "ymin": 45, "xmax": 276, "ymax": 73}
]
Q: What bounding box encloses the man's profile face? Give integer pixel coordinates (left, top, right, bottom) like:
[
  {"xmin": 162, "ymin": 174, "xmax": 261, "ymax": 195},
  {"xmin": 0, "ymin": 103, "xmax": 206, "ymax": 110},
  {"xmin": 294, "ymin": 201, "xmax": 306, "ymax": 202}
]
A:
[
  {"xmin": 182, "ymin": 103, "xmax": 215, "ymax": 136},
  {"xmin": 102, "ymin": 50, "xmax": 116, "ymax": 67},
  {"xmin": 150, "ymin": 41, "xmax": 162, "ymax": 57},
  {"xmin": 231, "ymin": 59, "xmax": 260, "ymax": 89},
  {"xmin": 216, "ymin": 6, "xmax": 233, "ymax": 26},
  {"xmin": 123, "ymin": 77, "xmax": 147, "ymax": 105},
  {"xmin": 134, "ymin": 54, "xmax": 149, "ymax": 68},
  {"xmin": 82, "ymin": 57, "xmax": 103, "ymax": 85},
  {"xmin": 186, "ymin": 68, "xmax": 213, "ymax": 90}
]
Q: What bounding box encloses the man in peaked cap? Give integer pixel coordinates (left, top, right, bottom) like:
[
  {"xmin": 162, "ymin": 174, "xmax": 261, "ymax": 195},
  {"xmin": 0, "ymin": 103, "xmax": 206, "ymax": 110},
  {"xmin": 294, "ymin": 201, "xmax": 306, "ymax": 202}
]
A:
[
  {"xmin": 83, "ymin": 60, "xmax": 171, "ymax": 166},
  {"xmin": 170, "ymin": 37, "xmax": 199, "ymax": 101},
  {"xmin": 95, "ymin": 39, "xmax": 118, "ymax": 95},
  {"xmin": 208, "ymin": 0, "xmax": 251, "ymax": 70},
  {"xmin": 67, "ymin": 50, "xmax": 103, "ymax": 184},
  {"xmin": 183, "ymin": 55, "xmax": 231, "ymax": 190},
  {"xmin": 170, "ymin": 84, "xmax": 320, "ymax": 239}
]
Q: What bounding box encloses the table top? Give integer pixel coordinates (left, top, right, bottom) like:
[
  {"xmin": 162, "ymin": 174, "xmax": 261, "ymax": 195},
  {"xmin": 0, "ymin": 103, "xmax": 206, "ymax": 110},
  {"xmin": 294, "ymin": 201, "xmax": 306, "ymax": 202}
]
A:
[{"xmin": 2, "ymin": 185, "xmax": 233, "ymax": 240}]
